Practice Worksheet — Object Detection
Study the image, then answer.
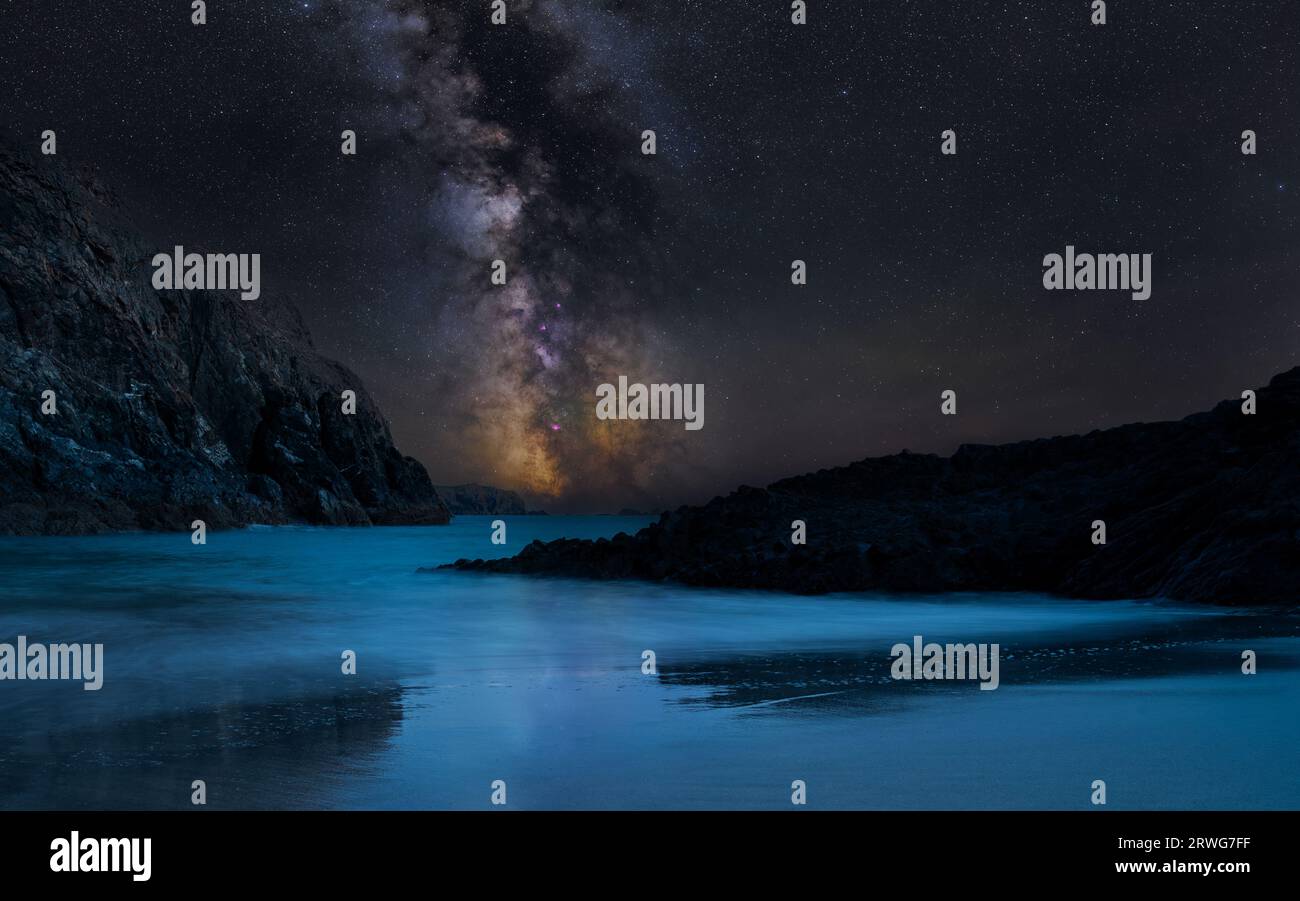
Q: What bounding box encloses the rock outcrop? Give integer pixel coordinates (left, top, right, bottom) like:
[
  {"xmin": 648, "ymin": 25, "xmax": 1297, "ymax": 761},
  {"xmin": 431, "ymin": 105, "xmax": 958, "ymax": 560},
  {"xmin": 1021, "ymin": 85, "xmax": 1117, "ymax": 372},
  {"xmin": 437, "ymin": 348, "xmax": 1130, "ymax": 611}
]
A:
[
  {"xmin": 447, "ymin": 370, "xmax": 1300, "ymax": 605},
  {"xmin": 0, "ymin": 147, "xmax": 448, "ymax": 534},
  {"xmin": 433, "ymin": 483, "xmax": 528, "ymax": 516}
]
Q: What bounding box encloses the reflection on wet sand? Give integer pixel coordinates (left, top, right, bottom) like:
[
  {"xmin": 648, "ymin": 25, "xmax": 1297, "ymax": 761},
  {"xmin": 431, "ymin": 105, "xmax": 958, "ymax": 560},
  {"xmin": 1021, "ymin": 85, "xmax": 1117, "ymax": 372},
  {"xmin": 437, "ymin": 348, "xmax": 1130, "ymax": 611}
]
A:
[
  {"xmin": 657, "ymin": 611, "xmax": 1300, "ymax": 713},
  {"xmin": 0, "ymin": 680, "xmax": 406, "ymax": 810}
]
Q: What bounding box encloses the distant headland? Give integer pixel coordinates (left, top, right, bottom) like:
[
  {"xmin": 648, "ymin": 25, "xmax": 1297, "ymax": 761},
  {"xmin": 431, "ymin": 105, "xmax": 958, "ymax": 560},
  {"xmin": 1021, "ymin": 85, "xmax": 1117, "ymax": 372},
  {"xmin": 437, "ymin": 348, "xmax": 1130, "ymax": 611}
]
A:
[{"xmin": 446, "ymin": 369, "xmax": 1300, "ymax": 606}]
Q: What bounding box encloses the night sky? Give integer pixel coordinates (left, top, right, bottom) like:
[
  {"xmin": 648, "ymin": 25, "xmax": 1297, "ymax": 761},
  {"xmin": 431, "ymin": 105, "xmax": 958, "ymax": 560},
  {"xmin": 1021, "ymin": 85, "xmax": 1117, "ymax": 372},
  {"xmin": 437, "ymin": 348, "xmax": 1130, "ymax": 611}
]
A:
[{"xmin": 2, "ymin": 1, "xmax": 1297, "ymax": 512}]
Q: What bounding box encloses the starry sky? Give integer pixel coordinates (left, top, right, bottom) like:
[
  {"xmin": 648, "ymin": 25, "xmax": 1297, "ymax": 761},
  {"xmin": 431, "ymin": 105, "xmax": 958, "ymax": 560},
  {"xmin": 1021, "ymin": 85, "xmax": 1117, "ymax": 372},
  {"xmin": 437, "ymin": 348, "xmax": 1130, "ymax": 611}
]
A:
[{"xmin": 2, "ymin": 0, "xmax": 1297, "ymax": 512}]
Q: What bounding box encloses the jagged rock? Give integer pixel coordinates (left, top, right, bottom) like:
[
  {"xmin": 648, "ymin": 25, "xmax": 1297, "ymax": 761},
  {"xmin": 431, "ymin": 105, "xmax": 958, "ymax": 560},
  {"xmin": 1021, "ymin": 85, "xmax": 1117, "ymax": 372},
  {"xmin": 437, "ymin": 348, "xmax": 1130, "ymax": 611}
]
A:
[
  {"xmin": 0, "ymin": 146, "xmax": 448, "ymax": 534},
  {"xmin": 432, "ymin": 483, "xmax": 528, "ymax": 516},
  {"xmin": 447, "ymin": 371, "xmax": 1300, "ymax": 605}
]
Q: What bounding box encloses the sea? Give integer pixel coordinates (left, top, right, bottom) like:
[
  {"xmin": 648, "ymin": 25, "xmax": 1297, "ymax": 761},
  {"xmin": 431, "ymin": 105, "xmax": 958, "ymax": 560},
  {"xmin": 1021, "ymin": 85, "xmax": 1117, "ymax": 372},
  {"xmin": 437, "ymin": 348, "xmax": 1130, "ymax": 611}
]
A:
[{"xmin": 0, "ymin": 515, "xmax": 1295, "ymax": 809}]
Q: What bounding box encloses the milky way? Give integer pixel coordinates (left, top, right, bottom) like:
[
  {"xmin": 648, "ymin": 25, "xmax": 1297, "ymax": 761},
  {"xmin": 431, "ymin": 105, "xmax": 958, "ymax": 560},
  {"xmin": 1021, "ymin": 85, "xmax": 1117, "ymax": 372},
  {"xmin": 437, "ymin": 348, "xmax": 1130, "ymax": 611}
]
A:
[{"xmin": 331, "ymin": 0, "xmax": 693, "ymax": 505}]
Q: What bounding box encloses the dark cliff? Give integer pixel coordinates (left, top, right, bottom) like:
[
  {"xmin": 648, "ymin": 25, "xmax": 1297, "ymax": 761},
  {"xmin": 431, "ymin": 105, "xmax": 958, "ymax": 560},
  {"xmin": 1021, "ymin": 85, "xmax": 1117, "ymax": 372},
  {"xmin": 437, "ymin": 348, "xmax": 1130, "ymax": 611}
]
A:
[
  {"xmin": 433, "ymin": 483, "xmax": 529, "ymax": 516},
  {"xmin": 447, "ymin": 370, "xmax": 1300, "ymax": 605},
  {"xmin": 0, "ymin": 148, "xmax": 448, "ymax": 534}
]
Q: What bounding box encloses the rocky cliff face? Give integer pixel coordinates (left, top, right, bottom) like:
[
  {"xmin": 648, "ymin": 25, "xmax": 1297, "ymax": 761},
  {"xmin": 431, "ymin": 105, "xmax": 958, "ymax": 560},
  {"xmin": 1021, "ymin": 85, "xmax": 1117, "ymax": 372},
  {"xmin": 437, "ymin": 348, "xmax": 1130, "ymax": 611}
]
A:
[
  {"xmin": 0, "ymin": 147, "xmax": 448, "ymax": 534},
  {"xmin": 449, "ymin": 369, "xmax": 1300, "ymax": 605},
  {"xmin": 433, "ymin": 483, "xmax": 528, "ymax": 516}
]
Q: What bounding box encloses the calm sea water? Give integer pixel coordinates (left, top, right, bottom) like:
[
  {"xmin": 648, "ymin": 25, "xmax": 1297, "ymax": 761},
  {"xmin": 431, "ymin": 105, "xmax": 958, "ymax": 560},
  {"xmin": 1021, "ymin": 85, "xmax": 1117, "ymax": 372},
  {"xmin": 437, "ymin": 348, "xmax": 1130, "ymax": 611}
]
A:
[{"xmin": 0, "ymin": 516, "xmax": 1295, "ymax": 810}]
